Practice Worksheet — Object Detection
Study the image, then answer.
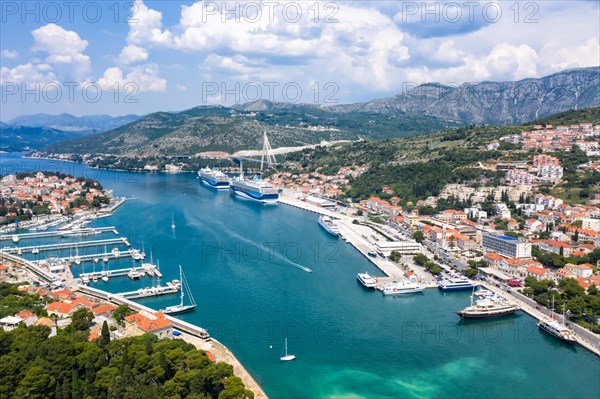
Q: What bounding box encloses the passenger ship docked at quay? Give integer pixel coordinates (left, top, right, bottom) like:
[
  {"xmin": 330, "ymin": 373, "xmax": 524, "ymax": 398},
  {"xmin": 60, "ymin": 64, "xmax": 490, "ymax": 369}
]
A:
[
  {"xmin": 230, "ymin": 132, "xmax": 281, "ymax": 204},
  {"xmin": 198, "ymin": 167, "xmax": 230, "ymax": 189}
]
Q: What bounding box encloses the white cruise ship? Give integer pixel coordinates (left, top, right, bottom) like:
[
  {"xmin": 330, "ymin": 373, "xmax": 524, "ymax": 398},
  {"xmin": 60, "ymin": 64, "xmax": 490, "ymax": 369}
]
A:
[
  {"xmin": 357, "ymin": 272, "xmax": 377, "ymax": 289},
  {"xmin": 382, "ymin": 280, "xmax": 425, "ymax": 295},
  {"xmin": 230, "ymin": 174, "xmax": 280, "ymax": 203},
  {"xmin": 230, "ymin": 132, "xmax": 281, "ymax": 203},
  {"xmin": 318, "ymin": 215, "xmax": 340, "ymax": 236},
  {"xmin": 198, "ymin": 167, "xmax": 230, "ymax": 189}
]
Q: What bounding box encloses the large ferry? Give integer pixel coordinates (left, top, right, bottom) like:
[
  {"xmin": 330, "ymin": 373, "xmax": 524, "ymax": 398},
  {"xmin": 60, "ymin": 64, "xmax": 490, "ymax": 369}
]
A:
[
  {"xmin": 318, "ymin": 215, "xmax": 340, "ymax": 236},
  {"xmin": 457, "ymin": 295, "xmax": 519, "ymax": 318},
  {"xmin": 198, "ymin": 167, "xmax": 230, "ymax": 189},
  {"xmin": 382, "ymin": 280, "xmax": 425, "ymax": 295},
  {"xmin": 357, "ymin": 272, "xmax": 377, "ymax": 289},
  {"xmin": 230, "ymin": 174, "xmax": 280, "ymax": 203},
  {"xmin": 438, "ymin": 276, "xmax": 475, "ymax": 291}
]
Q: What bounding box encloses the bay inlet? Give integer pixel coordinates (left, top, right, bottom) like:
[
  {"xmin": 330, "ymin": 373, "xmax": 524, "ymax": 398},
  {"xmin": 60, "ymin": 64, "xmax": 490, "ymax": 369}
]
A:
[{"xmin": 1, "ymin": 153, "xmax": 599, "ymax": 399}]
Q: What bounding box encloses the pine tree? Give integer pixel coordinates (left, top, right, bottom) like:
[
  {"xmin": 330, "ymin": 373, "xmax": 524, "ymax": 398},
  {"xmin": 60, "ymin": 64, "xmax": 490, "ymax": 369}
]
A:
[
  {"xmin": 71, "ymin": 369, "xmax": 82, "ymax": 399},
  {"xmin": 100, "ymin": 321, "xmax": 110, "ymax": 347},
  {"xmin": 55, "ymin": 380, "xmax": 63, "ymax": 399}
]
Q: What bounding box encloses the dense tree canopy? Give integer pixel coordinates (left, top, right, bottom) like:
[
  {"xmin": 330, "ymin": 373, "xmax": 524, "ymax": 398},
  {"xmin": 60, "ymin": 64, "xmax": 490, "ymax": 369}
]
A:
[{"xmin": 0, "ymin": 325, "xmax": 253, "ymax": 399}]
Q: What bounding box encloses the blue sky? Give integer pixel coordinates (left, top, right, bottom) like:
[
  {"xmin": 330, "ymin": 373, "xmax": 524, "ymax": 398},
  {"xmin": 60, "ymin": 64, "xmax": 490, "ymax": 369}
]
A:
[{"xmin": 1, "ymin": 0, "xmax": 599, "ymax": 120}]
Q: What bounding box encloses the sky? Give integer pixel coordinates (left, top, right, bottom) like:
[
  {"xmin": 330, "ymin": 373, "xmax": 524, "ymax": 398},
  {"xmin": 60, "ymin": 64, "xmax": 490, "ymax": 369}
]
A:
[{"xmin": 0, "ymin": 0, "xmax": 599, "ymax": 120}]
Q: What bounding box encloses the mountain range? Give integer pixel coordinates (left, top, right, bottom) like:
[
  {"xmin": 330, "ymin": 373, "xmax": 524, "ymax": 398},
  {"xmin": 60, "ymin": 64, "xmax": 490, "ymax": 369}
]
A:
[
  {"xmin": 329, "ymin": 67, "xmax": 600, "ymax": 124},
  {"xmin": 7, "ymin": 113, "xmax": 141, "ymax": 133},
  {"xmin": 1, "ymin": 113, "xmax": 142, "ymax": 151},
  {"xmin": 13, "ymin": 66, "xmax": 600, "ymax": 155}
]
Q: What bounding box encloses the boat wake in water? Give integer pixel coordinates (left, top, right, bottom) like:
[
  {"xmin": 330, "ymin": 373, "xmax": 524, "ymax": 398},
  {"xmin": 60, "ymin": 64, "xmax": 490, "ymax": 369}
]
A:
[{"xmin": 183, "ymin": 210, "xmax": 312, "ymax": 273}]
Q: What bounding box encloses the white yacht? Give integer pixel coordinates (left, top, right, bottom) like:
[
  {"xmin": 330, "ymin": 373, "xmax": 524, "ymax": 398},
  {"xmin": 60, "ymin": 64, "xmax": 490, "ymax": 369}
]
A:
[{"xmin": 457, "ymin": 295, "xmax": 519, "ymax": 318}]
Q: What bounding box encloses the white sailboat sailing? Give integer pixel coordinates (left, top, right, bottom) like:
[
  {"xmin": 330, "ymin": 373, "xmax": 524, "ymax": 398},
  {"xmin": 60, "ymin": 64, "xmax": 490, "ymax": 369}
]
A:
[
  {"xmin": 164, "ymin": 265, "xmax": 196, "ymax": 315},
  {"xmin": 171, "ymin": 212, "xmax": 176, "ymax": 229}
]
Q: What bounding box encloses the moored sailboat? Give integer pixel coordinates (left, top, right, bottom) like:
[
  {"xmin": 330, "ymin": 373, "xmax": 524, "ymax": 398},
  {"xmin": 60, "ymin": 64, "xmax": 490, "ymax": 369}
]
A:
[{"xmin": 164, "ymin": 265, "xmax": 197, "ymax": 315}]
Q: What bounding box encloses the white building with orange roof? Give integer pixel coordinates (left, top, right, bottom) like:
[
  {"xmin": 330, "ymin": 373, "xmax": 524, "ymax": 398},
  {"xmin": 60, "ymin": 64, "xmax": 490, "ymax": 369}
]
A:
[
  {"xmin": 124, "ymin": 311, "xmax": 173, "ymax": 339},
  {"xmin": 564, "ymin": 263, "xmax": 594, "ymax": 278},
  {"xmin": 46, "ymin": 301, "xmax": 76, "ymax": 318},
  {"xmin": 526, "ymin": 264, "xmax": 551, "ymax": 281},
  {"xmin": 483, "ymin": 252, "xmax": 505, "ymax": 269}
]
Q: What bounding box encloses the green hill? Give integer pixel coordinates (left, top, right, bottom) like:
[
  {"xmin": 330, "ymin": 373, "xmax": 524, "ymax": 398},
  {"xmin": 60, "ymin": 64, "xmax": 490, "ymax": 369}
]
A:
[{"xmin": 281, "ymin": 107, "xmax": 600, "ymax": 203}]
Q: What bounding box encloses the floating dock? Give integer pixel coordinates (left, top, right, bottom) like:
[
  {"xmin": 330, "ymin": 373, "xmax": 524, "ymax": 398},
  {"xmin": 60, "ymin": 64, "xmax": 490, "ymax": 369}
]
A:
[
  {"xmin": 80, "ymin": 265, "xmax": 148, "ymax": 280},
  {"xmin": 114, "ymin": 284, "xmax": 179, "ymax": 299},
  {"xmin": 0, "ymin": 227, "xmax": 118, "ymax": 241},
  {"xmin": 1, "ymin": 237, "xmax": 129, "ymax": 254}
]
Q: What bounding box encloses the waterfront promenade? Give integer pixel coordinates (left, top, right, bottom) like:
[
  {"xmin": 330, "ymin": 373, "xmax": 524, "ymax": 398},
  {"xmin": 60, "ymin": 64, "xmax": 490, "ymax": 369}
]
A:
[
  {"xmin": 479, "ymin": 281, "xmax": 600, "ymax": 357},
  {"xmin": 279, "ymin": 194, "xmax": 600, "ymax": 357},
  {"xmin": 279, "ymin": 194, "xmax": 436, "ymax": 286}
]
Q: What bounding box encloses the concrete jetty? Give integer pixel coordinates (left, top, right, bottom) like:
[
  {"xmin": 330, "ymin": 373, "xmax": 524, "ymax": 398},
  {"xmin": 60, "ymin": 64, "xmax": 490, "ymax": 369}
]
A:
[
  {"xmin": 0, "ymin": 227, "xmax": 118, "ymax": 241},
  {"xmin": 114, "ymin": 285, "xmax": 179, "ymax": 299}
]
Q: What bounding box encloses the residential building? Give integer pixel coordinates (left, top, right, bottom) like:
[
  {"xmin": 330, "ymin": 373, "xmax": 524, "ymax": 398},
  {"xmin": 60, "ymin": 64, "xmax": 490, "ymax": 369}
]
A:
[
  {"xmin": 495, "ymin": 203, "xmax": 511, "ymax": 219},
  {"xmin": 124, "ymin": 311, "xmax": 173, "ymax": 339},
  {"xmin": 483, "ymin": 252, "xmax": 505, "ymax": 269},
  {"xmin": 536, "ymin": 240, "xmax": 572, "ymax": 257},
  {"xmin": 526, "ymin": 264, "xmax": 551, "ymax": 281},
  {"xmin": 564, "ymin": 263, "xmax": 594, "ymax": 278},
  {"xmin": 582, "ymin": 218, "xmax": 600, "ymax": 232}
]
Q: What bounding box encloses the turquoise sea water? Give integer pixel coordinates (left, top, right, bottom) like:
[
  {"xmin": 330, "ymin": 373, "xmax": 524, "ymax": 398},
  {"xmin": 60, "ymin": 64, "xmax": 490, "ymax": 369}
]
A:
[{"xmin": 1, "ymin": 153, "xmax": 599, "ymax": 399}]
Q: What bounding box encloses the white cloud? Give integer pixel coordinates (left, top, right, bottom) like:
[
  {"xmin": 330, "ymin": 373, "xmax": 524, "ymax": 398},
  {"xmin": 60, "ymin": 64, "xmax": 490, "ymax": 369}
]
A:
[
  {"xmin": 119, "ymin": 45, "xmax": 149, "ymax": 65},
  {"xmin": 539, "ymin": 38, "xmax": 600, "ymax": 74},
  {"xmin": 1, "ymin": 50, "xmax": 18, "ymax": 59},
  {"xmin": 0, "ymin": 63, "xmax": 56, "ymax": 85},
  {"xmin": 98, "ymin": 64, "xmax": 167, "ymax": 92},
  {"xmin": 127, "ymin": 0, "xmax": 173, "ymax": 47},
  {"xmin": 31, "ymin": 23, "xmax": 91, "ymax": 82},
  {"xmin": 176, "ymin": 84, "xmax": 187, "ymax": 92}
]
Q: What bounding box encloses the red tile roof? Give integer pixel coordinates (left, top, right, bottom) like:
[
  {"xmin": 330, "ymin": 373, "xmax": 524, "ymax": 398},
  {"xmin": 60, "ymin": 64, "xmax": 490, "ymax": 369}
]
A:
[{"xmin": 125, "ymin": 311, "xmax": 172, "ymax": 332}]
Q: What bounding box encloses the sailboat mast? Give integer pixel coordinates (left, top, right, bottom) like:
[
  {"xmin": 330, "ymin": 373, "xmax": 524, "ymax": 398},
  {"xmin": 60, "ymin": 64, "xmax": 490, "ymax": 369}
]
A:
[{"xmin": 179, "ymin": 265, "xmax": 184, "ymax": 306}]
